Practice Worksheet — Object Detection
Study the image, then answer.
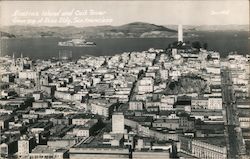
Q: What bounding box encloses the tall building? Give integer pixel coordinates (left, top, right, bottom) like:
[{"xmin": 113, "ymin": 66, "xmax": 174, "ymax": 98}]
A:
[
  {"xmin": 12, "ymin": 53, "xmax": 15, "ymax": 66},
  {"xmin": 18, "ymin": 135, "xmax": 30, "ymax": 158},
  {"xmin": 18, "ymin": 135, "xmax": 36, "ymax": 158},
  {"xmin": 10, "ymin": 53, "xmax": 17, "ymax": 73},
  {"xmin": 19, "ymin": 53, "xmax": 24, "ymax": 71},
  {"xmin": 178, "ymin": 24, "xmax": 183, "ymax": 42},
  {"xmin": 112, "ymin": 112, "xmax": 125, "ymax": 134}
]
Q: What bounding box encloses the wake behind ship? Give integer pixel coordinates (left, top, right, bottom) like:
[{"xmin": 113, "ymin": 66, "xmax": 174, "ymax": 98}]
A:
[{"xmin": 58, "ymin": 37, "xmax": 96, "ymax": 47}]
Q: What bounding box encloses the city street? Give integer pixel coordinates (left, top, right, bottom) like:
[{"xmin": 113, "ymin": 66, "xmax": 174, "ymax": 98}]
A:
[{"xmin": 221, "ymin": 69, "xmax": 245, "ymax": 159}]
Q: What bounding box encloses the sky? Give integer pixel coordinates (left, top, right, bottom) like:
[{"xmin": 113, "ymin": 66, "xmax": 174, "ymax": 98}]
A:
[{"xmin": 0, "ymin": 0, "xmax": 249, "ymax": 27}]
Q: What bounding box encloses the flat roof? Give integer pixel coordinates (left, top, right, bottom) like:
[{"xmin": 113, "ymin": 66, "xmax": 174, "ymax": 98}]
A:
[
  {"xmin": 74, "ymin": 136, "xmax": 126, "ymax": 149},
  {"xmin": 31, "ymin": 145, "xmax": 68, "ymax": 154},
  {"xmin": 238, "ymin": 108, "xmax": 250, "ymax": 117},
  {"xmin": 125, "ymin": 116, "xmax": 153, "ymax": 123},
  {"xmin": 195, "ymin": 137, "xmax": 226, "ymax": 147},
  {"xmin": 66, "ymin": 113, "xmax": 97, "ymax": 119}
]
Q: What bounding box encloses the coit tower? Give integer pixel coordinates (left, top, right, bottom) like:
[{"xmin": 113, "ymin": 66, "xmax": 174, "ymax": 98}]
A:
[{"xmin": 178, "ymin": 24, "xmax": 183, "ymax": 42}]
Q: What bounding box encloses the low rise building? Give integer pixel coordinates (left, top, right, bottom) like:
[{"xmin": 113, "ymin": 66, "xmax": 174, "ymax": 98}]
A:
[
  {"xmin": 29, "ymin": 145, "xmax": 69, "ymax": 159},
  {"xmin": 179, "ymin": 136, "xmax": 227, "ymax": 159},
  {"xmin": 208, "ymin": 97, "xmax": 222, "ymax": 110}
]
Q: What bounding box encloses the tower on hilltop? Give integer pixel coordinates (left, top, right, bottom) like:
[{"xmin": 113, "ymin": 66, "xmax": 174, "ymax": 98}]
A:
[{"xmin": 178, "ymin": 24, "xmax": 183, "ymax": 42}]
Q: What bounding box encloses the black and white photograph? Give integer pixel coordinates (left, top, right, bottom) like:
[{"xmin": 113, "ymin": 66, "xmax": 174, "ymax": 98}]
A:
[{"xmin": 0, "ymin": 0, "xmax": 249, "ymax": 158}]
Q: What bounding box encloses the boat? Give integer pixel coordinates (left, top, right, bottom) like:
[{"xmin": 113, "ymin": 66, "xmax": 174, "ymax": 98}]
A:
[{"xmin": 58, "ymin": 37, "xmax": 96, "ymax": 47}]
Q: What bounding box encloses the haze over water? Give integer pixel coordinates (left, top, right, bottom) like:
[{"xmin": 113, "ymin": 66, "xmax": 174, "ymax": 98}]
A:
[{"xmin": 1, "ymin": 31, "xmax": 249, "ymax": 60}]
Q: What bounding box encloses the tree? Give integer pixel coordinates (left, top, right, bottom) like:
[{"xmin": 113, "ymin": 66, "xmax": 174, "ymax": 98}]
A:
[
  {"xmin": 207, "ymin": 54, "xmax": 212, "ymax": 61},
  {"xmin": 203, "ymin": 43, "xmax": 208, "ymax": 49},
  {"xmin": 177, "ymin": 41, "xmax": 183, "ymax": 47},
  {"xmin": 172, "ymin": 41, "xmax": 178, "ymax": 48},
  {"xmin": 191, "ymin": 41, "xmax": 201, "ymax": 49},
  {"xmin": 167, "ymin": 44, "xmax": 171, "ymax": 49}
]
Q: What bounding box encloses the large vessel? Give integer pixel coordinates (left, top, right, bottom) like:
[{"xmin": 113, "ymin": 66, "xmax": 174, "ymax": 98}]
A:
[{"xmin": 58, "ymin": 37, "xmax": 96, "ymax": 47}]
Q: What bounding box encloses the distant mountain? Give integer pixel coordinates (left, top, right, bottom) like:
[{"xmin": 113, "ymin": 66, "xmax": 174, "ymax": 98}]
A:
[
  {"xmin": 164, "ymin": 25, "xmax": 249, "ymax": 32},
  {"xmin": 0, "ymin": 31, "xmax": 16, "ymax": 38},
  {"xmin": 117, "ymin": 22, "xmax": 177, "ymax": 33},
  {"xmin": 2, "ymin": 23, "xmax": 246, "ymax": 39},
  {"xmin": 192, "ymin": 25, "xmax": 249, "ymax": 31},
  {"xmin": 0, "ymin": 22, "xmax": 178, "ymax": 39}
]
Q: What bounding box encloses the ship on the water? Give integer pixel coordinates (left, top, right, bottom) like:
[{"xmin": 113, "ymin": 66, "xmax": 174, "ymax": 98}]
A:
[{"xmin": 58, "ymin": 37, "xmax": 96, "ymax": 47}]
